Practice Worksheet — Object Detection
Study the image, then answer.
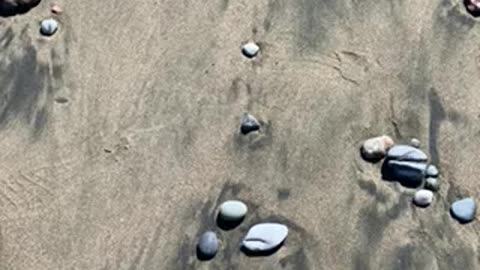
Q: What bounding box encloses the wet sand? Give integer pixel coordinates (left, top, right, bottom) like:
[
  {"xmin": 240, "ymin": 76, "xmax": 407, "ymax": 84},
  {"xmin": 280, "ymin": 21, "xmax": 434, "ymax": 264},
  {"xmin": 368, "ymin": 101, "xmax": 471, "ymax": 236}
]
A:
[{"xmin": 0, "ymin": 0, "xmax": 479, "ymax": 269}]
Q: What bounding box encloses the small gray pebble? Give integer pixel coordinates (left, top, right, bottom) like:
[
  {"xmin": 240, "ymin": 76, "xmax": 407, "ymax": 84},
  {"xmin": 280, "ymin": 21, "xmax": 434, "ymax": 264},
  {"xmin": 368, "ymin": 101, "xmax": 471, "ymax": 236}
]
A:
[
  {"xmin": 387, "ymin": 145, "xmax": 428, "ymax": 162},
  {"xmin": 242, "ymin": 223, "xmax": 288, "ymax": 252},
  {"xmin": 425, "ymin": 177, "xmax": 440, "ymax": 192},
  {"xmin": 426, "ymin": 164, "xmax": 439, "ymax": 177},
  {"xmin": 197, "ymin": 231, "xmax": 218, "ymax": 258},
  {"xmin": 410, "ymin": 138, "xmax": 421, "ymax": 148},
  {"xmin": 451, "ymin": 198, "xmax": 477, "ymax": 223},
  {"xmin": 40, "ymin": 18, "xmax": 59, "ymax": 36},
  {"xmin": 242, "ymin": 42, "xmax": 260, "ymax": 58}
]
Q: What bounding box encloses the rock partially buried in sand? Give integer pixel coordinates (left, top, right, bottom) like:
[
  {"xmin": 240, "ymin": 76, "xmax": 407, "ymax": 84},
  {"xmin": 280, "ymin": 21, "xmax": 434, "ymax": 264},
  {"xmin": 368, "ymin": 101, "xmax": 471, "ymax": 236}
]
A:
[
  {"xmin": 384, "ymin": 160, "xmax": 427, "ymax": 188},
  {"xmin": 242, "ymin": 223, "xmax": 288, "ymax": 253},
  {"xmin": 387, "ymin": 145, "xmax": 428, "ymax": 162},
  {"xmin": 410, "ymin": 138, "xmax": 421, "ymax": 148},
  {"xmin": 51, "ymin": 3, "xmax": 61, "ymax": 14},
  {"xmin": 240, "ymin": 113, "xmax": 260, "ymax": 135},
  {"xmin": 40, "ymin": 18, "xmax": 59, "ymax": 36},
  {"xmin": 425, "ymin": 177, "xmax": 440, "ymax": 192},
  {"xmin": 242, "ymin": 42, "xmax": 260, "ymax": 58},
  {"xmin": 413, "ymin": 189, "xmax": 434, "ymax": 207},
  {"xmin": 197, "ymin": 231, "xmax": 218, "ymax": 259},
  {"xmin": 361, "ymin": 135, "xmax": 394, "ymax": 162},
  {"xmin": 451, "ymin": 198, "xmax": 476, "ymax": 223},
  {"xmin": 219, "ymin": 200, "xmax": 248, "ymax": 221},
  {"xmin": 426, "ymin": 164, "xmax": 439, "ymax": 177}
]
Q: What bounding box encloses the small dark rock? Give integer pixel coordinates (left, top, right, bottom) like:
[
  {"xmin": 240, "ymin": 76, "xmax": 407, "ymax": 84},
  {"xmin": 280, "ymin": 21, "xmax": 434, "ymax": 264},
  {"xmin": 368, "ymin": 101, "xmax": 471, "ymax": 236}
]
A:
[{"xmin": 240, "ymin": 113, "xmax": 260, "ymax": 135}]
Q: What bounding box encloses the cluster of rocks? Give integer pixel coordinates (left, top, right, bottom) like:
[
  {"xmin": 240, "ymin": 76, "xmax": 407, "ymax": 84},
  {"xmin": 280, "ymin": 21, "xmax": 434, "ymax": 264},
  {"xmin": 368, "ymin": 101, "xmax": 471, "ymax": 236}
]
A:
[
  {"xmin": 361, "ymin": 135, "xmax": 476, "ymax": 223},
  {"xmin": 197, "ymin": 200, "xmax": 288, "ymax": 260}
]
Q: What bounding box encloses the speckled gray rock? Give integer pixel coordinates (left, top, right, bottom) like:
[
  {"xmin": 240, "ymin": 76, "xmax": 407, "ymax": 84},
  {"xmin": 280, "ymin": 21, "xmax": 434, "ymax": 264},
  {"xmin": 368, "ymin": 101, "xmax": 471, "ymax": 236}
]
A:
[
  {"xmin": 240, "ymin": 113, "xmax": 260, "ymax": 135},
  {"xmin": 413, "ymin": 189, "xmax": 434, "ymax": 207},
  {"xmin": 387, "ymin": 145, "xmax": 428, "ymax": 162},
  {"xmin": 410, "ymin": 138, "xmax": 421, "ymax": 148},
  {"xmin": 426, "ymin": 164, "xmax": 439, "ymax": 177},
  {"xmin": 242, "ymin": 223, "xmax": 288, "ymax": 252},
  {"xmin": 241, "ymin": 42, "xmax": 259, "ymax": 58},
  {"xmin": 425, "ymin": 177, "xmax": 440, "ymax": 192},
  {"xmin": 385, "ymin": 160, "xmax": 427, "ymax": 188},
  {"xmin": 361, "ymin": 135, "xmax": 394, "ymax": 162},
  {"xmin": 451, "ymin": 198, "xmax": 477, "ymax": 223},
  {"xmin": 197, "ymin": 231, "xmax": 218, "ymax": 258},
  {"xmin": 219, "ymin": 200, "xmax": 248, "ymax": 221},
  {"xmin": 40, "ymin": 18, "xmax": 58, "ymax": 36}
]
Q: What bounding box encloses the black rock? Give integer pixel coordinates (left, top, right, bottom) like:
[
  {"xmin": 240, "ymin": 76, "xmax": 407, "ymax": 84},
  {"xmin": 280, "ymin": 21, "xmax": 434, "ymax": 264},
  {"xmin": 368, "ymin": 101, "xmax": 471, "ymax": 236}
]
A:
[
  {"xmin": 382, "ymin": 160, "xmax": 427, "ymax": 188},
  {"xmin": 240, "ymin": 113, "xmax": 260, "ymax": 135}
]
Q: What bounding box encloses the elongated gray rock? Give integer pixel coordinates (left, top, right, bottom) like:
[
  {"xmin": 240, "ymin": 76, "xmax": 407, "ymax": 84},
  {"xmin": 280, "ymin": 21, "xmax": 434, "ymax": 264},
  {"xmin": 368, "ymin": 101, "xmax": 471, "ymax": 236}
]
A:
[
  {"xmin": 451, "ymin": 198, "xmax": 476, "ymax": 223},
  {"xmin": 387, "ymin": 145, "xmax": 428, "ymax": 162},
  {"xmin": 413, "ymin": 189, "xmax": 433, "ymax": 207},
  {"xmin": 219, "ymin": 200, "xmax": 248, "ymax": 221},
  {"xmin": 197, "ymin": 231, "xmax": 218, "ymax": 258},
  {"xmin": 385, "ymin": 160, "xmax": 427, "ymax": 188},
  {"xmin": 361, "ymin": 135, "xmax": 394, "ymax": 162},
  {"xmin": 242, "ymin": 223, "xmax": 288, "ymax": 252},
  {"xmin": 240, "ymin": 113, "xmax": 260, "ymax": 135},
  {"xmin": 242, "ymin": 42, "xmax": 260, "ymax": 58},
  {"xmin": 40, "ymin": 18, "xmax": 58, "ymax": 36}
]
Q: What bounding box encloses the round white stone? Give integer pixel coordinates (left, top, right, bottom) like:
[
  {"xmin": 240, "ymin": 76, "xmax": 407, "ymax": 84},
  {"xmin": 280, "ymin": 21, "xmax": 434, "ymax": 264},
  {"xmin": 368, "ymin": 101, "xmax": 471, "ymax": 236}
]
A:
[
  {"xmin": 219, "ymin": 200, "xmax": 248, "ymax": 221},
  {"xmin": 413, "ymin": 189, "xmax": 434, "ymax": 207}
]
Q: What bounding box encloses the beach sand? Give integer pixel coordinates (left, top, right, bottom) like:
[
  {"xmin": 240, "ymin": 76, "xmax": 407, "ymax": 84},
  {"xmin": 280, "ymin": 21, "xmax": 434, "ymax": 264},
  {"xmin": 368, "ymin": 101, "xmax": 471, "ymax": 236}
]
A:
[{"xmin": 0, "ymin": 0, "xmax": 479, "ymax": 269}]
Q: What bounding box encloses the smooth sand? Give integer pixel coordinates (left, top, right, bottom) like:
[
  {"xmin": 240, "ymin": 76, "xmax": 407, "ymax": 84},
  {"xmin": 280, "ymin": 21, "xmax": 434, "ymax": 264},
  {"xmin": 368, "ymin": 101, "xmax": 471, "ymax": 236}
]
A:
[{"xmin": 0, "ymin": 0, "xmax": 479, "ymax": 269}]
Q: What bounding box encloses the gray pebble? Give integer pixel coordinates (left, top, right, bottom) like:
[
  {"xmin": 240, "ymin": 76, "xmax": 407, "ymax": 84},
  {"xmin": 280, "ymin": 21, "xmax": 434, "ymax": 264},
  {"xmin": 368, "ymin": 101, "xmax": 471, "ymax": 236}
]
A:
[
  {"xmin": 242, "ymin": 223, "xmax": 288, "ymax": 252},
  {"xmin": 426, "ymin": 164, "xmax": 439, "ymax": 177},
  {"xmin": 451, "ymin": 198, "xmax": 476, "ymax": 223},
  {"xmin": 219, "ymin": 200, "xmax": 248, "ymax": 221},
  {"xmin": 40, "ymin": 18, "xmax": 59, "ymax": 36},
  {"xmin": 242, "ymin": 42, "xmax": 260, "ymax": 58},
  {"xmin": 410, "ymin": 138, "xmax": 421, "ymax": 148},
  {"xmin": 240, "ymin": 113, "xmax": 260, "ymax": 135},
  {"xmin": 197, "ymin": 231, "xmax": 218, "ymax": 258},
  {"xmin": 385, "ymin": 160, "xmax": 427, "ymax": 188},
  {"xmin": 413, "ymin": 189, "xmax": 434, "ymax": 207},
  {"xmin": 424, "ymin": 177, "xmax": 440, "ymax": 192},
  {"xmin": 387, "ymin": 145, "xmax": 428, "ymax": 162}
]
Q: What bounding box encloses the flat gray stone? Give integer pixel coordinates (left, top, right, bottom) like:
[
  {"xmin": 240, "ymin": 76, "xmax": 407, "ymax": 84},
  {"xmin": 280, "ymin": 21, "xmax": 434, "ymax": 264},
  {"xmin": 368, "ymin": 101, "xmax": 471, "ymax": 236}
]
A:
[
  {"xmin": 242, "ymin": 42, "xmax": 260, "ymax": 58},
  {"xmin": 40, "ymin": 18, "xmax": 58, "ymax": 36},
  {"xmin": 387, "ymin": 145, "xmax": 428, "ymax": 162},
  {"xmin": 426, "ymin": 164, "xmax": 439, "ymax": 177},
  {"xmin": 240, "ymin": 113, "xmax": 260, "ymax": 135},
  {"xmin": 219, "ymin": 200, "xmax": 248, "ymax": 221},
  {"xmin": 425, "ymin": 177, "xmax": 440, "ymax": 192},
  {"xmin": 451, "ymin": 198, "xmax": 476, "ymax": 223},
  {"xmin": 242, "ymin": 223, "xmax": 288, "ymax": 252},
  {"xmin": 413, "ymin": 189, "xmax": 434, "ymax": 207},
  {"xmin": 385, "ymin": 160, "xmax": 427, "ymax": 188},
  {"xmin": 197, "ymin": 231, "xmax": 218, "ymax": 258}
]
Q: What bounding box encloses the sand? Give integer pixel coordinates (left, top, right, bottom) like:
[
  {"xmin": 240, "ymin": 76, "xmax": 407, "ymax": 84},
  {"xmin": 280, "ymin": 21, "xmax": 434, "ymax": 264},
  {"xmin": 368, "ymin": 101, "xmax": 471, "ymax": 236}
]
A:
[{"xmin": 0, "ymin": 0, "xmax": 479, "ymax": 269}]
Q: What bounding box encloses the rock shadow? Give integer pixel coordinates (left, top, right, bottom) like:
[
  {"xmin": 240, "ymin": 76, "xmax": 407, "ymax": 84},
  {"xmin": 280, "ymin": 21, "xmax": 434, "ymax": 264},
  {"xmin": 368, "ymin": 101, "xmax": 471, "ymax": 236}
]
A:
[
  {"xmin": 240, "ymin": 241, "xmax": 285, "ymax": 257},
  {"xmin": 196, "ymin": 246, "xmax": 216, "ymax": 261},
  {"xmin": 216, "ymin": 213, "xmax": 244, "ymax": 231}
]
